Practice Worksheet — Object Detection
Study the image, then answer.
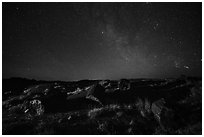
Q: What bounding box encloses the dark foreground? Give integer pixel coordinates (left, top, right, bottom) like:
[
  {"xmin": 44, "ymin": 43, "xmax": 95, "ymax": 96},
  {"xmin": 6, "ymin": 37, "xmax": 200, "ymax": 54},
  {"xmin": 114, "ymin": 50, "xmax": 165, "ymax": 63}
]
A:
[{"xmin": 2, "ymin": 76, "xmax": 202, "ymax": 135}]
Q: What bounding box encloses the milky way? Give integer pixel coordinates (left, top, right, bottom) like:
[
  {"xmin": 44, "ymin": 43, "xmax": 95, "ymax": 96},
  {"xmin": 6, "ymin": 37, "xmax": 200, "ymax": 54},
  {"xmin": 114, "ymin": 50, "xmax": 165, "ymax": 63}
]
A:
[{"xmin": 3, "ymin": 3, "xmax": 202, "ymax": 80}]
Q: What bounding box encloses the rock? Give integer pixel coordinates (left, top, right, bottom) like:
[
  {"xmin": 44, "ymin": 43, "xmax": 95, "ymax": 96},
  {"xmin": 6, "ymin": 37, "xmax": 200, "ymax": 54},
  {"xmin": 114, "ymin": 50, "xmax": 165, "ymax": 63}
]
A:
[
  {"xmin": 118, "ymin": 79, "xmax": 131, "ymax": 91},
  {"xmin": 67, "ymin": 84, "xmax": 105, "ymax": 106},
  {"xmin": 151, "ymin": 98, "xmax": 175, "ymax": 129},
  {"xmin": 86, "ymin": 95, "xmax": 103, "ymax": 106},
  {"xmin": 67, "ymin": 87, "xmax": 85, "ymax": 98},
  {"xmin": 98, "ymin": 80, "xmax": 110, "ymax": 88},
  {"xmin": 144, "ymin": 98, "xmax": 151, "ymax": 113},
  {"xmin": 23, "ymin": 99, "xmax": 44, "ymax": 116},
  {"xmin": 86, "ymin": 84, "xmax": 105, "ymax": 103},
  {"xmin": 151, "ymin": 98, "xmax": 166, "ymax": 122}
]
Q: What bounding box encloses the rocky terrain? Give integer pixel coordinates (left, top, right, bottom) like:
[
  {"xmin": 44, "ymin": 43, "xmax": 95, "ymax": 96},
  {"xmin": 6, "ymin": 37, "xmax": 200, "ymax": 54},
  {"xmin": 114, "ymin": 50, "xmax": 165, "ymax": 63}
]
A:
[{"xmin": 2, "ymin": 76, "xmax": 202, "ymax": 135}]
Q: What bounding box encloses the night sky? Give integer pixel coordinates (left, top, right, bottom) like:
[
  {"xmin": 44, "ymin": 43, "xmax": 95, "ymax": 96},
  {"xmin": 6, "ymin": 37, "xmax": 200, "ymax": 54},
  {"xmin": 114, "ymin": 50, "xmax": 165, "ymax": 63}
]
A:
[{"xmin": 3, "ymin": 2, "xmax": 202, "ymax": 81}]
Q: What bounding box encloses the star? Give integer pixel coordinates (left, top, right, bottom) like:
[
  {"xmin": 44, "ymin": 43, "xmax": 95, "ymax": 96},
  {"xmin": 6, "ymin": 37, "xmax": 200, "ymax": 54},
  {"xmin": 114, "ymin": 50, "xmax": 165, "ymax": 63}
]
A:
[{"xmin": 184, "ymin": 66, "xmax": 190, "ymax": 69}]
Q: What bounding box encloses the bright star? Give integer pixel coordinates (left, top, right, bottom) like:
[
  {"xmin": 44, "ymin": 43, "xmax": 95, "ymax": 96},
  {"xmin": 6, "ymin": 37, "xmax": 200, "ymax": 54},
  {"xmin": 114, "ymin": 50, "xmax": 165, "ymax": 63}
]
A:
[{"xmin": 184, "ymin": 66, "xmax": 189, "ymax": 69}]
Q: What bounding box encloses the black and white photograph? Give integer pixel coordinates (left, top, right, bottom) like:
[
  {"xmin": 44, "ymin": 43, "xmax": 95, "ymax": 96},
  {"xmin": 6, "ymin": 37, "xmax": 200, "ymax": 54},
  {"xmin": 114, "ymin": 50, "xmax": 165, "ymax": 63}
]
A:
[{"xmin": 2, "ymin": 1, "xmax": 202, "ymax": 135}]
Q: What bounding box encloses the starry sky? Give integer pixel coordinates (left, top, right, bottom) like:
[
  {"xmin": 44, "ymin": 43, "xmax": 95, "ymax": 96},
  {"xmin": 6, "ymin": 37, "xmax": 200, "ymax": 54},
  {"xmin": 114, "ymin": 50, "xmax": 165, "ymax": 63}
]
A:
[{"xmin": 3, "ymin": 2, "xmax": 202, "ymax": 81}]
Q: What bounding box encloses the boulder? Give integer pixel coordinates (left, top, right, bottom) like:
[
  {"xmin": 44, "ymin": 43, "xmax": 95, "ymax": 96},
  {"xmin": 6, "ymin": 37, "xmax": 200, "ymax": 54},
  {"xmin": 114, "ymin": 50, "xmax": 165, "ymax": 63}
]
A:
[
  {"xmin": 23, "ymin": 99, "xmax": 44, "ymax": 116},
  {"xmin": 151, "ymin": 98, "xmax": 175, "ymax": 129},
  {"xmin": 4, "ymin": 84, "xmax": 68, "ymax": 113},
  {"xmin": 67, "ymin": 84, "xmax": 105, "ymax": 106},
  {"xmin": 151, "ymin": 98, "xmax": 166, "ymax": 122}
]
